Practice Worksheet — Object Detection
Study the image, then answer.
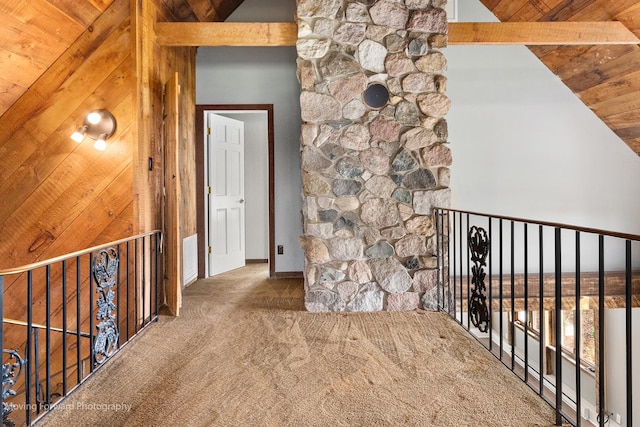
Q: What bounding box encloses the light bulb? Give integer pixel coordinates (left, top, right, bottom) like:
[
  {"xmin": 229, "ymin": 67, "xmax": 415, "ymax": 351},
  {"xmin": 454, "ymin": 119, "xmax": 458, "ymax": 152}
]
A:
[
  {"xmin": 87, "ymin": 111, "xmax": 102, "ymax": 125},
  {"xmin": 71, "ymin": 131, "xmax": 84, "ymax": 143},
  {"xmin": 94, "ymin": 138, "xmax": 107, "ymax": 151},
  {"xmin": 70, "ymin": 125, "xmax": 87, "ymax": 143}
]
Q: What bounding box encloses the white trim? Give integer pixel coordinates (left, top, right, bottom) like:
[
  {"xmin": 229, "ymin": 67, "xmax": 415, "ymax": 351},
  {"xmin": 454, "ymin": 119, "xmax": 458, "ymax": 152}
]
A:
[
  {"xmin": 183, "ymin": 234, "xmax": 198, "ymax": 286},
  {"xmin": 446, "ymin": 0, "xmax": 458, "ymax": 22}
]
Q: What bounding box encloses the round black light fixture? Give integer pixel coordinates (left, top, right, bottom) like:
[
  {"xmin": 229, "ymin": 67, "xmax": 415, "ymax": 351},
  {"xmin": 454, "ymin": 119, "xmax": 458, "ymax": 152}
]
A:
[{"xmin": 363, "ymin": 83, "xmax": 389, "ymax": 109}]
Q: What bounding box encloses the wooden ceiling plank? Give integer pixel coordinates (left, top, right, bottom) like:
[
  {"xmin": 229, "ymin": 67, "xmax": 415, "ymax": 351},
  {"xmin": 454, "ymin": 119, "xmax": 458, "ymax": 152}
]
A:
[
  {"xmin": 43, "ymin": 0, "xmax": 104, "ymax": 28},
  {"xmin": 539, "ymin": 0, "xmax": 567, "ymax": 11},
  {"xmin": 0, "ymin": 13, "xmax": 69, "ymax": 69},
  {"xmin": 538, "ymin": 45, "xmax": 637, "ymax": 82},
  {"xmin": 0, "ymin": 47, "xmax": 47, "ymax": 88},
  {"xmin": 614, "ymin": 3, "xmax": 640, "ymax": 35},
  {"xmin": 0, "ymin": 78, "xmax": 26, "ymax": 117},
  {"xmin": 589, "ymin": 90, "xmax": 640, "ymax": 118},
  {"xmin": 613, "ymin": 125, "xmax": 640, "ymax": 141},
  {"xmin": 4, "ymin": 0, "xmax": 86, "ymax": 46},
  {"xmin": 157, "ymin": 0, "xmax": 199, "ymax": 22},
  {"xmin": 510, "ymin": 2, "xmax": 547, "ymax": 22},
  {"xmin": 603, "ymin": 109, "xmax": 640, "ymax": 130},
  {"xmin": 480, "ymin": 0, "xmax": 502, "ymax": 11},
  {"xmin": 448, "ymin": 22, "xmax": 640, "ymax": 45},
  {"xmin": 530, "ymin": 45, "xmax": 594, "ymax": 74},
  {"xmin": 186, "ymin": 0, "xmax": 216, "ymax": 22},
  {"xmin": 578, "ymin": 69, "xmax": 640, "ymax": 106},
  {"xmin": 528, "ymin": 45, "xmax": 560, "ymax": 58},
  {"xmin": 569, "ymin": 0, "xmax": 639, "ymax": 22},
  {"xmin": 156, "ymin": 21, "xmax": 640, "ymax": 47},
  {"xmin": 491, "ymin": 0, "xmax": 530, "ymax": 22},
  {"xmin": 563, "ymin": 47, "xmax": 640, "ymax": 92},
  {"xmin": 540, "ymin": 0, "xmax": 592, "ymax": 22}
]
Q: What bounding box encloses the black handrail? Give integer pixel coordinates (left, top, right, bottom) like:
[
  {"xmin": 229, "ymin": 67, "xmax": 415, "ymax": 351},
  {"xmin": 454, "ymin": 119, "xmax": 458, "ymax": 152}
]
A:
[
  {"xmin": 434, "ymin": 208, "xmax": 637, "ymax": 427},
  {"xmin": 440, "ymin": 208, "xmax": 640, "ymax": 242}
]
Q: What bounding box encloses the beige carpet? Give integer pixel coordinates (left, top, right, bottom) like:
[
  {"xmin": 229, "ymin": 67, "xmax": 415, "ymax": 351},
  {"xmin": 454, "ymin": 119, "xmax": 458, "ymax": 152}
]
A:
[{"xmin": 38, "ymin": 264, "xmax": 555, "ymax": 426}]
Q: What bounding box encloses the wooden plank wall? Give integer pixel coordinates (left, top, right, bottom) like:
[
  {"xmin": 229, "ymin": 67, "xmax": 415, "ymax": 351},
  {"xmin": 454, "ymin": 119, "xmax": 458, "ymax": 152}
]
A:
[
  {"xmin": 0, "ymin": 0, "xmax": 134, "ymax": 270},
  {"xmin": 0, "ymin": 0, "xmax": 197, "ymax": 286},
  {"xmin": 0, "ymin": 0, "xmax": 197, "ymax": 393}
]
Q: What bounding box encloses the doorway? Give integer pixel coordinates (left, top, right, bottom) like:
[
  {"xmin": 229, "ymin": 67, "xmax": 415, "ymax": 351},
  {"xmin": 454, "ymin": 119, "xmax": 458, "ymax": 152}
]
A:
[
  {"xmin": 206, "ymin": 113, "xmax": 246, "ymax": 276},
  {"xmin": 196, "ymin": 104, "xmax": 275, "ymax": 278}
]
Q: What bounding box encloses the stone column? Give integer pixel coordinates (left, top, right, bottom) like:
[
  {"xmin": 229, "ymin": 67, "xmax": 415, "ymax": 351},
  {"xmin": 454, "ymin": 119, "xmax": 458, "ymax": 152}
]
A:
[{"xmin": 297, "ymin": 0, "xmax": 451, "ymax": 312}]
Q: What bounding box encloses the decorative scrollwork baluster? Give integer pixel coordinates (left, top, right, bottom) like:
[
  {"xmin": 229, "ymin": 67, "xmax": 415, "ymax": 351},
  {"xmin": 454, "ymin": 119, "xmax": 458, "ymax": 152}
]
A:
[
  {"xmin": 2, "ymin": 350, "xmax": 25, "ymax": 427},
  {"xmin": 469, "ymin": 226, "xmax": 490, "ymax": 333},
  {"xmin": 92, "ymin": 248, "xmax": 120, "ymax": 365}
]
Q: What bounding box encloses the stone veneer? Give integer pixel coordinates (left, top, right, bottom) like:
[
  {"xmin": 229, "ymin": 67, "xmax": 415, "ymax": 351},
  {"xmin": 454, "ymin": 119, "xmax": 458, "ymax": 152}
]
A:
[{"xmin": 296, "ymin": 0, "xmax": 451, "ymax": 312}]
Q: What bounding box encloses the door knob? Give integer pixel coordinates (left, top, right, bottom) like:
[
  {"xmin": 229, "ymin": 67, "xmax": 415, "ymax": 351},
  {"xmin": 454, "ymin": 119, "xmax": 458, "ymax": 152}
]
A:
[{"xmin": 238, "ymin": 199, "xmax": 245, "ymax": 203}]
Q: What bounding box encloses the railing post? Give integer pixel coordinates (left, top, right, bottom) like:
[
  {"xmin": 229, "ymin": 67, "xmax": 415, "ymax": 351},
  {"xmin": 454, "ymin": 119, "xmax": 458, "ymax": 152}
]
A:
[
  {"xmin": 538, "ymin": 225, "xmax": 544, "ymax": 399},
  {"xmin": 524, "ymin": 223, "xmax": 529, "ymax": 383},
  {"xmin": 452, "ymin": 213, "xmax": 457, "ymax": 321},
  {"xmin": 510, "ymin": 221, "xmax": 515, "ymax": 371},
  {"xmin": 45, "ymin": 264, "xmax": 51, "ymax": 408},
  {"xmin": 575, "ymin": 232, "xmax": 581, "ymax": 427},
  {"xmin": 466, "ymin": 213, "xmax": 471, "ymax": 330},
  {"xmin": 499, "ymin": 219, "xmax": 504, "ymax": 363},
  {"xmin": 89, "ymin": 251, "xmax": 94, "ymax": 373},
  {"xmin": 27, "ymin": 271, "xmax": 33, "ymax": 424},
  {"xmin": 554, "ymin": 227, "xmax": 563, "ymax": 426},
  {"xmin": 597, "ymin": 235, "xmax": 605, "ymax": 427},
  {"xmin": 488, "ymin": 217, "xmax": 493, "ymax": 352},
  {"xmin": 625, "ymin": 240, "xmax": 632, "ymax": 427},
  {"xmin": 62, "ymin": 260, "xmax": 68, "ymax": 397}
]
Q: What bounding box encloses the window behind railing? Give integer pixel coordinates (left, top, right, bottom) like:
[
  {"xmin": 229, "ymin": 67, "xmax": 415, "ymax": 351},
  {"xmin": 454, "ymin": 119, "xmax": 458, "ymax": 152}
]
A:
[
  {"xmin": 434, "ymin": 209, "xmax": 639, "ymax": 427},
  {"xmin": 1, "ymin": 231, "xmax": 162, "ymax": 426}
]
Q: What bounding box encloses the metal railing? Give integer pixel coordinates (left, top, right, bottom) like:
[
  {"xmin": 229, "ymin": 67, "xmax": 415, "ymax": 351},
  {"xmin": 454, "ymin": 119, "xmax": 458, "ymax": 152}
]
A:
[
  {"xmin": 434, "ymin": 208, "xmax": 639, "ymax": 427},
  {"xmin": 0, "ymin": 231, "xmax": 162, "ymax": 426}
]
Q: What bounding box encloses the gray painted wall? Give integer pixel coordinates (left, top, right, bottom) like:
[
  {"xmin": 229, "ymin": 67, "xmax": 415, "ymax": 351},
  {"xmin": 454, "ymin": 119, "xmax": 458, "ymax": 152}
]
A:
[
  {"xmin": 195, "ymin": 1, "xmax": 302, "ymax": 273},
  {"xmin": 447, "ymin": 1, "xmax": 640, "ymax": 236},
  {"xmin": 196, "ymin": 0, "xmax": 640, "ymax": 274}
]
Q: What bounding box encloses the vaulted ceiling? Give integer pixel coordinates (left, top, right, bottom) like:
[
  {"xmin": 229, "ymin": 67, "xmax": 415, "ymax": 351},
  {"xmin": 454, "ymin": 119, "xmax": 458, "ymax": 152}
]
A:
[{"xmin": 1, "ymin": 0, "xmax": 640, "ymax": 155}]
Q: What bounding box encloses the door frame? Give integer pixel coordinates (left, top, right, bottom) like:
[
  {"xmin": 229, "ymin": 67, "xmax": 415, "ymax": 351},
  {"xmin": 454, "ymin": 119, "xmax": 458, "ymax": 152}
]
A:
[{"xmin": 196, "ymin": 104, "xmax": 275, "ymax": 278}]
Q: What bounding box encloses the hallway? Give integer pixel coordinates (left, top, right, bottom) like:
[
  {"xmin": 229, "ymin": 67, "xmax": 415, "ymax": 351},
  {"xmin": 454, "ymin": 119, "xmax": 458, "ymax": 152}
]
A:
[{"xmin": 39, "ymin": 264, "xmax": 555, "ymax": 426}]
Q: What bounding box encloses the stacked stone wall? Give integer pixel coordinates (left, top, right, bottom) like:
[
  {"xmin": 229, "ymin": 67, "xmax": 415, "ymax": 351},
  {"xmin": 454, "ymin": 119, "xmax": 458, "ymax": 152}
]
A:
[{"xmin": 297, "ymin": 0, "xmax": 450, "ymax": 312}]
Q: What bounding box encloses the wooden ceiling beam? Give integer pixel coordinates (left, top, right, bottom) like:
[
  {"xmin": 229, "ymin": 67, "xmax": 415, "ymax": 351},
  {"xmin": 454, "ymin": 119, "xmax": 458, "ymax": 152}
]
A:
[
  {"xmin": 156, "ymin": 22, "xmax": 298, "ymax": 46},
  {"xmin": 156, "ymin": 21, "xmax": 640, "ymax": 47},
  {"xmin": 448, "ymin": 21, "xmax": 640, "ymax": 45}
]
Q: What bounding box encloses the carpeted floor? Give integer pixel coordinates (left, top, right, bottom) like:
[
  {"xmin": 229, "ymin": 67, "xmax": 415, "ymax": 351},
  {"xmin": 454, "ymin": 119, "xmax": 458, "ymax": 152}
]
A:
[{"xmin": 38, "ymin": 264, "xmax": 555, "ymax": 426}]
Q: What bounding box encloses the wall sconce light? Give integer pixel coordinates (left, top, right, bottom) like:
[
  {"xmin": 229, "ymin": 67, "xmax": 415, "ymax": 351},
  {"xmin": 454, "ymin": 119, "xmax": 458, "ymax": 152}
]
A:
[{"xmin": 70, "ymin": 109, "xmax": 117, "ymax": 151}]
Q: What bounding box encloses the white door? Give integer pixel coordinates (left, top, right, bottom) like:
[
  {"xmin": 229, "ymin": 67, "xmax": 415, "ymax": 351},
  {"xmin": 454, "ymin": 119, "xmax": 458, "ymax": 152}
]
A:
[{"xmin": 207, "ymin": 113, "xmax": 245, "ymax": 276}]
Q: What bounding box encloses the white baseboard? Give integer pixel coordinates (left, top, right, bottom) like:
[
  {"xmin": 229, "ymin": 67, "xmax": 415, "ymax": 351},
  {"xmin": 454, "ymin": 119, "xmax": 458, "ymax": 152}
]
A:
[{"xmin": 183, "ymin": 234, "xmax": 198, "ymax": 286}]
